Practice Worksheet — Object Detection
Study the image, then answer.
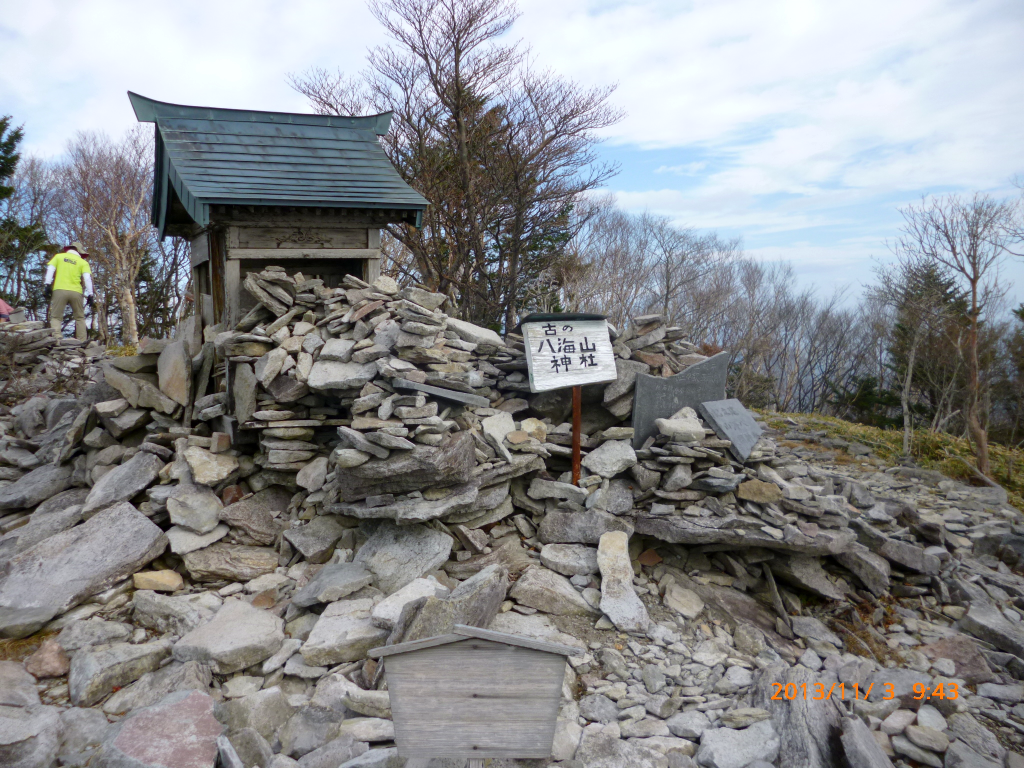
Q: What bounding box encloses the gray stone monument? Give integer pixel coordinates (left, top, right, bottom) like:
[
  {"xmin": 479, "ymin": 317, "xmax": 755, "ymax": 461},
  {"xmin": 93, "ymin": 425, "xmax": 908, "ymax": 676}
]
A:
[
  {"xmin": 631, "ymin": 352, "xmax": 730, "ymax": 448},
  {"xmin": 698, "ymin": 398, "xmax": 763, "ymax": 461}
]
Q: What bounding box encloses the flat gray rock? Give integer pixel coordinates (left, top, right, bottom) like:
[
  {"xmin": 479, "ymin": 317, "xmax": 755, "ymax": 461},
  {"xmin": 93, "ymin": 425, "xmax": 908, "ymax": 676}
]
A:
[
  {"xmin": 575, "ymin": 732, "xmax": 668, "ymax": 768},
  {"xmin": 219, "ymin": 487, "xmax": 290, "ymax": 546},
  {"xmin": 0, "ymin": 463, "xmax": 74, "ymax": 511},
  {"xmin": 3, "ymin": 488, "xmax": 88, "ymax": 555},
  {"xmin": 0, "ymin": 661, "xmax": 40, "ymax": 707},
  {"xmin": 167, "ymin": 484, "xmax": 224, "ymax": 535},
  {"xmin": 540, "ymin": 543, "xmax": 599, "ymax": 575},
  {"xmin": 401, "ymin": 564, "xmax": 508, "ymax": 642},
  {"xmin": 283, "ymin": 517, "xmax": 349, "ymax": 564},
  {"xmin": 307, "ymin": 360, "xmax": 378, "ymax": 391},
  {"xmin": 102, "ymin": 660, "xmax": 213, "ymax": 715},
  {"xmin": 292, "ymin": 563, "xmax": 374, "ymax": 608},
  {"xmin": 182, "ymin": 544, "xmax": 278, "ymax": 583},
  {"xmin": 581, "ymin": 439, "xmax": 636, "ymax": 478},
  {"xmin": 0, "ymin": 704, "xmax": 62, "ymax": 768},
  {"xmin": 696, "ymin": 719, "xmax": 780, "ymax": 768},
  {"xmin": 370, "ymin": 577, "xmax": 449, "ymax": 630},
  {"xmin": 752, "ymin": 664, "xmax": 842, "ymax": 768},
  {"xmin": 69, "ymin": 640, "xmax": 171, "ymax": 707},
  {"xmin": 82, "ymin": 451, "xmax": 164, "ymax": 516},
  {"xmin": 166, "ymin": 523, "xmax": 230, "ymax": 555},
  {"xmin": 300, "ymin": 598, "xmax": 388, "ymax": 667},
  {"xmin": 133, "ymin": 590, "xmax": 222, "ymax": 636},
  {"xmin": 597, "ymin": 531, "xmax": 649, "ymax": 632},
  {"xmin": 631, "ymin": 351, "xmax": 729, "ymax": 448},
  {"xmin": 335, "ymin": 433, "xmax": 475, "ymax": 501},
  {"xmin": 354, "ymin": 521, "xmax": 452, "ymax": 594},
  {"xmin": 57, "ymin": 617, "xmax": 134, "ymax": 652},
  {"xmin": 173, "ymin": 599, "xmax": 285, "ymax": 674},
  {"xmin": 0, "ymin": 502, "xmax": 166, "ymax": 638},
  {"xmin": 509, "ymin": 565, "xmax": 598, "ymax": 617},
  {"xmin": 538, "ymin": 509, "xmax": 633, "ymax": 544}
]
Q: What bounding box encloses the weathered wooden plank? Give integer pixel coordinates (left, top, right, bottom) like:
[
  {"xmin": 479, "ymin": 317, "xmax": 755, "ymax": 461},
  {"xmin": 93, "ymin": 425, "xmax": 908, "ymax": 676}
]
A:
[
  {"xmin": 368, "ymin": 633, "xmax": 463, "ymax": 659},
  {"xmin": 227, "ymin": 248, "xmax": 379, "ymax": 260},
  {"xmin": 237, "ymin": 227, "xmax": 368, "ymax": 250},
  {"xmin": 453, "ymin": 625, "xmax": 581, "ymax": 656},
  {"xmin": 385, "ymin": 640, "xmax": 564, "ymax": 758}
]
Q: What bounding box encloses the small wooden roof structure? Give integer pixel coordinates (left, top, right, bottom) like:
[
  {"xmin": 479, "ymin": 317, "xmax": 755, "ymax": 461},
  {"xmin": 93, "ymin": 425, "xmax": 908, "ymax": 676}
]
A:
[
  {"xmin": 128, "ymin": 92, "xmax": 429, "ymax": 237},
  {"xmin": 368, "ymin": 624, "xmax": 583, "ymax": 659}
]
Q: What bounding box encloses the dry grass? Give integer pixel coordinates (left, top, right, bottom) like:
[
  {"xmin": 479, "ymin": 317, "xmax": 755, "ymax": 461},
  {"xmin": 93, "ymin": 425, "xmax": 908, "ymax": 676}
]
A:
[
  {"xmin": 0, "ymin": 632, "xmax": 56, "ymax": 663},
  {"xmin": 105, "ymin": 343, "xmax": 137, "ymax": 358},
  {"xmin": 764, "ymin": 412, "xmax": 1024, "ymax": 510}
]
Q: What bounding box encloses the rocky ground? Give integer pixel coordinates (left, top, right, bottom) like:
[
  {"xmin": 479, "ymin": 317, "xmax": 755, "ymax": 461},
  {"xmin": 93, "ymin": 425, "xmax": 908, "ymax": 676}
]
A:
[{"xmin": 1, "ymin": 273, "xmax": 1024, "ymax": 768}]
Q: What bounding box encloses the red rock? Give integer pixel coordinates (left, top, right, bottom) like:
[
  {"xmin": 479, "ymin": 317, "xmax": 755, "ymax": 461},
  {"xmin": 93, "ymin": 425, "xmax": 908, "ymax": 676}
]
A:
[
  {"xmin": 24, "ymin": 638, "xmax": 70, "ymax": 678},
  {"xmin": 221, "ymin": 485, "xmax": 246, "ymax": 506},
  {"xmin": 633, "ymin": 352, "xmax": 666, "ymax": 368},
  {"xmin": 251, "ymin": 591, "xmax": 276, "ymax": 610},
  {"xmin": 638, "ymin": 549, "xmax": 663, "ymax": 566},
  {"xmin": 106, "ymin": 690, "xmax": 222, "ymax": 768},
  {"xmin": 919, "ymin": 635, "xmax": 997, "ymax": 684}
]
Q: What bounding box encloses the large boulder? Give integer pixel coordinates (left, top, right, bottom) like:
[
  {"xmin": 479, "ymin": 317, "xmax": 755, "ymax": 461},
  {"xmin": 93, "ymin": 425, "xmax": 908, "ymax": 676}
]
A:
[
  {"xmin": 173, "ymin": 599, "xmax": 285, "ymax": 674},
  {"xmin": 0, "ymin": 502, "xmax": 166, "ymax": 638},
  {"xmin": 335, "ymin": 433, "xmax": 475, "ymax": 501}
]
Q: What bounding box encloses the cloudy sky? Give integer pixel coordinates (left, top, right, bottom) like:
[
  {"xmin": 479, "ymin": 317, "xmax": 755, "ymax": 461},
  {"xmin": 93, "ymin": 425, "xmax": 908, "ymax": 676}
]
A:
[{"xmin": 3, "ymin": 0, "xmax": 1024, "ymax": 300}]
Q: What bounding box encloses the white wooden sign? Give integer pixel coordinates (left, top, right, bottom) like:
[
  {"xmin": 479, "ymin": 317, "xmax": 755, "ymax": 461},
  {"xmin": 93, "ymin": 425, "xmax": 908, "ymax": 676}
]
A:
[{"xmin": 522, "ymin": 319, "xmax": 617, "ymax": 393}]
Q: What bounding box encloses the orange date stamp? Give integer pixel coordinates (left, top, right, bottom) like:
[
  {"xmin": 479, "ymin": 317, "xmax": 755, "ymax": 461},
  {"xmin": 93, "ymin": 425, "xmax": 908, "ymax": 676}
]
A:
[{"xmin": 770, "ymin": 681, "xmax": 959, "ymax": 701}]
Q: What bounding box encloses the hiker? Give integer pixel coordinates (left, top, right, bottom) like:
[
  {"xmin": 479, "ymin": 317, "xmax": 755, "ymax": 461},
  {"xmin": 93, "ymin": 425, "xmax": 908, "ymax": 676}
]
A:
[{"xmin": 44, "ymin": 241, "xmax": 94, "ymax": 341}]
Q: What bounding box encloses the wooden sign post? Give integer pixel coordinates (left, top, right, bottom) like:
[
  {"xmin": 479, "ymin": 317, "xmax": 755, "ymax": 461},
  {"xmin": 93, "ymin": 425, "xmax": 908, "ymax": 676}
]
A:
[{"xmin": 519, "ymin": 313, "xmax": 617, "ymax": 485}]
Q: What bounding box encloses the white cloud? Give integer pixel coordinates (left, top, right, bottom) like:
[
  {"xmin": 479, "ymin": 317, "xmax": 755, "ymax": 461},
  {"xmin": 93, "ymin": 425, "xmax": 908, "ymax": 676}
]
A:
[
  {"xmin": 1, "ymin": 0, "xmax": 386, "ymax": 156},
  {"xmin": 3, "ymin": 0, "xmax": 1023, "ymax": 302},
  {"xmin": 517, "ymin": 0, "xmax": 1024, "ymax": 199}
]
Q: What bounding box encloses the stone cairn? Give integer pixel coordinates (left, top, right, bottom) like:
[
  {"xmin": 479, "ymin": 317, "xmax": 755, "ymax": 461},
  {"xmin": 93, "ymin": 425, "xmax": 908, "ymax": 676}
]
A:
[
  {"xmin": 0, "ymin": 267, "xmax": 1023, "ymax": 767},
  {"xmin": 0, "ymin": 320, "xmax": 103, "ymax": 384}
]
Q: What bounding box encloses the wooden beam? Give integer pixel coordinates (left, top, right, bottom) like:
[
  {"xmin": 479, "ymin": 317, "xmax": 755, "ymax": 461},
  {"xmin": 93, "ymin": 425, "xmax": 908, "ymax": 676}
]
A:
[{"xmin": 226, "ymin": 248, "xmax": 380, "ymax": 260}]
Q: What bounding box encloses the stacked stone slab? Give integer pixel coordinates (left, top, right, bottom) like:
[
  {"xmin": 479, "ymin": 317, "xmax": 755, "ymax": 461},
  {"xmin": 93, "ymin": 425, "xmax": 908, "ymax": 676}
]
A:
[
  {"xmin": 1, "ymin": 271, "xmax": 1024, "ymax": 766},
  {"xmin": 0, "ymin": 320, "xmax": 105, "ymax": 384}
]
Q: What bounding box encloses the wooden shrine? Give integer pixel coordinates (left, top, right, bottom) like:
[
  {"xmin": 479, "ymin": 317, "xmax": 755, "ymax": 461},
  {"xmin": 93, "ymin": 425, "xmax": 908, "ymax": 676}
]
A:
[
  {"xmin": 129, "ymin": 92, "xmax": 428, "ymax": 333},
  {"xmin": 368, "ymin": 624, "xmax": 580, "ymax": 760}
]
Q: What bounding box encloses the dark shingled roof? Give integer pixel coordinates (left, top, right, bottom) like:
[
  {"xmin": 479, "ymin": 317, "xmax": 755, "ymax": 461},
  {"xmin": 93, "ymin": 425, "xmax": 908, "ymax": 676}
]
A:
[{"xmin": 129, "ymin": 92, "xmax": 428, "ymax": 237}]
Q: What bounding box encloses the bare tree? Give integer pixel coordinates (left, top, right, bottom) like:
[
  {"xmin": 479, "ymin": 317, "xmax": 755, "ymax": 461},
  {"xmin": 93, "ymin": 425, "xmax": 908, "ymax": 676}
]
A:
[
  {"xmin": 291, "ymin": 0, "xmax": 621, "ymax": 329},
  {"xmin": 897, "ymin": 193, "xmax": 1022, "ymax": 475},
  {"xmin": 48, "ymin": 129, "xmax": 189, "ymax": 345}
]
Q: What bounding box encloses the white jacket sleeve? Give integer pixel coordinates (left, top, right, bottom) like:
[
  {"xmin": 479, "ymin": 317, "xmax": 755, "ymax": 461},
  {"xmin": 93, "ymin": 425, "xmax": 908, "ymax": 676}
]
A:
[
  {"xmin": 83, "ymin": 274, "xmax": 94, "ymax": 297},
  {"xmin": 45, "ymin": 265, "xmax": 55, "ymax": 285}
]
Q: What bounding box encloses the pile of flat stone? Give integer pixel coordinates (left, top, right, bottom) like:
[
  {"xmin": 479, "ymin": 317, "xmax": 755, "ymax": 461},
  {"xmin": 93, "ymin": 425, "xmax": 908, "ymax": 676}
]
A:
[
  {"xmin": 0, "ymin": 321, "xmax": 104, "ymax": 385},
  {"xmin": 2, "ymin": 270, "xmax": 1024, "ymax": 767}
]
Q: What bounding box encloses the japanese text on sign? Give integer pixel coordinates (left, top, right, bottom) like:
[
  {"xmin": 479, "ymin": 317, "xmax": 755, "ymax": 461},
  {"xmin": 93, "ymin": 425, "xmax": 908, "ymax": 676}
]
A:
[{"xmin": 521, "ymin": 319, "xmax": 617, "ymax": 392}]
